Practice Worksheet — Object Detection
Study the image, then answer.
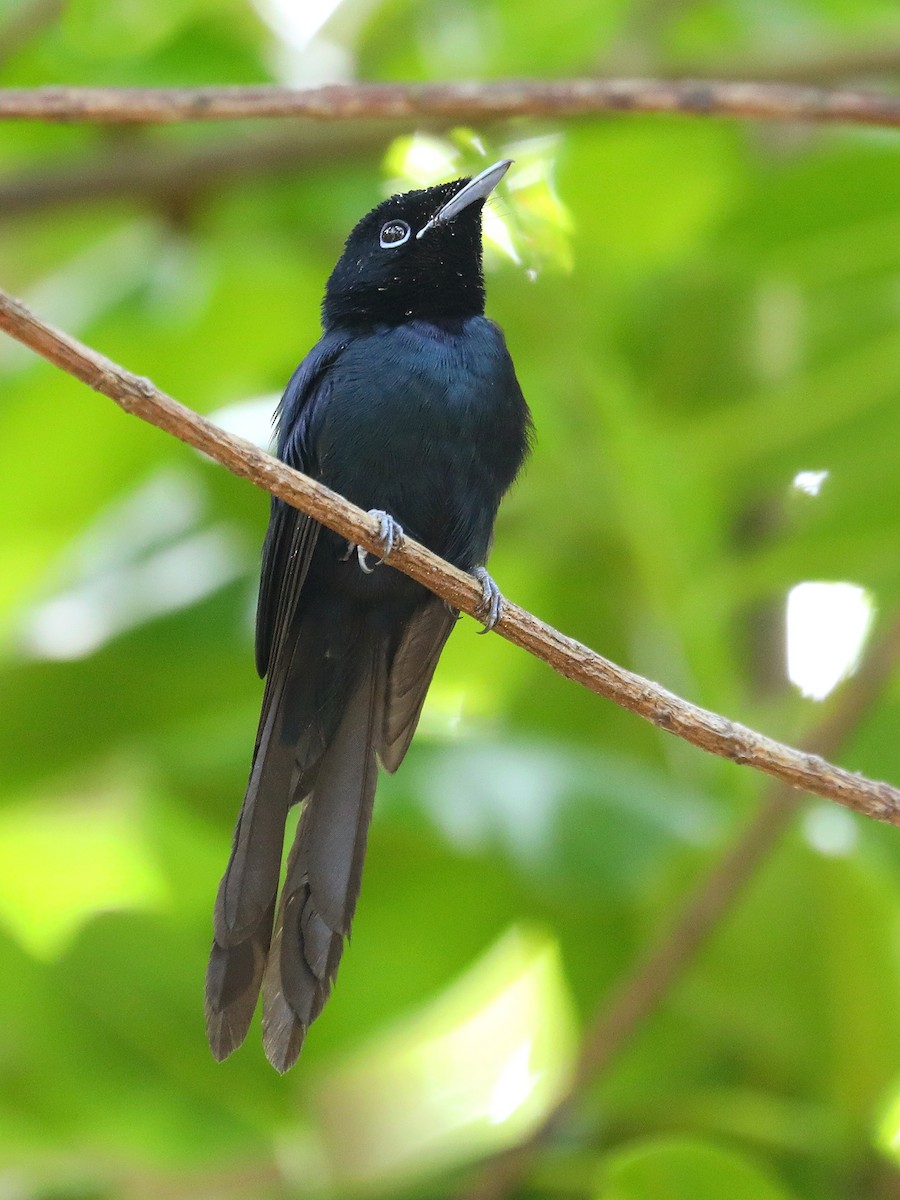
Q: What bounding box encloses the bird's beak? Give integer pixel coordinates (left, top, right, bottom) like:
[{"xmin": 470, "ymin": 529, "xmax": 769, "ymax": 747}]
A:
[{"xmin": 416, "ymin": 159, "xmax": 513, "ymax": 240}]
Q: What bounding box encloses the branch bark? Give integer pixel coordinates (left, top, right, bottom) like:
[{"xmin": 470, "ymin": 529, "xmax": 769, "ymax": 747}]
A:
[
  {"xmin": 1, "ymin": 78, "xmax": 900, "ymax": 128},
  {"xmin": 1, "ymin": 285, "xmax": 898, "ymax": 824}
]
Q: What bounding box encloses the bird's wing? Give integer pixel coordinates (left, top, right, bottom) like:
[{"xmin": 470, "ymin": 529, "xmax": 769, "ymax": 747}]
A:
[
  {"xmin": 255, "ymin": 332, "xmax": 346, "ymax": 678},
  {"xmin": 254, "ymin": 500, "xmax": 319, "ymax": 680},
  {"xmin": 380, "ymin": 595, "xmax": 457, "ymax": 772}
]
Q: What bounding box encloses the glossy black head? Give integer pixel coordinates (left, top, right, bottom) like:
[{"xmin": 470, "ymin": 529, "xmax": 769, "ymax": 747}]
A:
[{"xmin": 322, "ymin": 160, "xmax": 511, "ymax": 330}]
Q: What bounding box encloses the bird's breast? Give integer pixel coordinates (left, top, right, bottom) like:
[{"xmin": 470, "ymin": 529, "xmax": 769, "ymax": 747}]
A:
[{"xmin": 311, "ymin": 317, "xmax": 527, "ymax": 568}]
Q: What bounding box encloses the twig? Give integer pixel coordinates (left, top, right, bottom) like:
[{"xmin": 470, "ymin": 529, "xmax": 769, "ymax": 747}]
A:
[
  {"xmin": 0, "ymin": 126, "xmax": 401, "ymax": 219},
  {"xmin": 0, "ymin": 285, "xmax": 898, "ymax": 824},
  {"xmin": 461, "ymin": 614, "xmax": 900, "ymax": 1199},
  {"xmin": 1, "ymin": 78, "xmax": 900, "ymax": 128}
]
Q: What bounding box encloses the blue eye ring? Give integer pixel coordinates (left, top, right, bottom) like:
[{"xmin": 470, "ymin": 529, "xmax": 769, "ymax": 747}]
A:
[{"xmin": 379, "ymin": 220, "xmax": 411, "ymax": 249}]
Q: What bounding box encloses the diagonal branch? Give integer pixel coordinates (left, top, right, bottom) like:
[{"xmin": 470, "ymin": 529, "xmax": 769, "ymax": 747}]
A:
[
  {"xmin": 1, "ymin": 78, "xmax": 900, "ymax": 128},
  {"xmin": 1, "ymin": 285, "xmax": 898, "ymax": 824}
]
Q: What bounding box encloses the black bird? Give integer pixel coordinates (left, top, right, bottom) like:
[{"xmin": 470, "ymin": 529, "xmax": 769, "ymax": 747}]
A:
[{"xmin": 205, "ymin": 160, "xmax": 532, "ymax": 1072}]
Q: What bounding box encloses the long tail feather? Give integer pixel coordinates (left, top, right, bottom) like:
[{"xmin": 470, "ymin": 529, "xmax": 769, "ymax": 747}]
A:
[
  {"xmin": 205, "ymin": 688, "xmax": 293, "ymax": 1059},
  {"xmin": 262, "ymin": 642, "xmax": 383, "ymax": 1072},
  {"xmin": 205, "ymin": 611, "xmax": 334, "ymax": 1060}
]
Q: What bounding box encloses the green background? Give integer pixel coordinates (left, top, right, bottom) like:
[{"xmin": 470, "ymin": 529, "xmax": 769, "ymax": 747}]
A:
[{"xmin": 1, "ymin": 0, "xmax": 900, "ymax": 1196}]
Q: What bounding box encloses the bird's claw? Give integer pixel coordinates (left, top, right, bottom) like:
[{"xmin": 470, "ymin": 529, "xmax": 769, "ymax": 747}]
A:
[
  {"xmin": 473, "ymin": 566, "xmax": 503, "ymax": 633},
  {"xmin": 357, "ymin": 510, "xmax": 403, "ymax": 574}
]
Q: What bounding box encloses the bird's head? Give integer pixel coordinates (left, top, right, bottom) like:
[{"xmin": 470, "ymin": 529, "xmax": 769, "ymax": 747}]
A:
[{"xmin": 322, "ymin": 159, "xmax": 511, "ymax": 330}]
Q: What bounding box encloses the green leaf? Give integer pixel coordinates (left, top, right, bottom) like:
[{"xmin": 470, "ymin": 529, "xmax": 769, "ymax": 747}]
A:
[{"xmin": 598, "ymin": 1136, "xmax": 798, "ymax": 1200}]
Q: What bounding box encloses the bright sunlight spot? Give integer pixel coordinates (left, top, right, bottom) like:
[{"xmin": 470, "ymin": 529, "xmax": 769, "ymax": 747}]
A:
[
  {"xmin": 876, "ymin": 1081, "xmax": 900, "ymax": 1165},
  {"xmin": 254, "ymin": 0, "xmax": 344, "ymax": 47},
  {"xmin": 793, "ymin": 469, "xmax": 829, "ymax": 496},
  {"xmin": 23, "ymin": 528, "xmax": 245, "ymax": 660},
  {"xmin": 385, "ymin": 132, "xmax": 461, "ymax": 190},
  {"xmin": 488, "ymin": 1041, "xmax": 540, "ymax": 1124},
  {"xmin": 209, "ymin": 394, "xmax": 279, "ymax": 450},
  {"xmin": 802, "ymin": 804, "xmax": 858, "ymax": 858},
  {"xmin": 310, "ymin": 928, "xmax": 575, "ymax": 1192},
  {"xmin": 252, "ymin": 0, "xmax": 350, "ymax": 84},
  {"xmin": 786, "ymin": 581, "xmax": 874, "ymax": 700},
  {"xmin": 20, "ymin": 470, "xmax": 249, "ymax": 661}
]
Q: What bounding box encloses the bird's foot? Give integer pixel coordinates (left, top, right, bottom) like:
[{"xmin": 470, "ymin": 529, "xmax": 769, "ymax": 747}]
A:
[
  {"xmin": 473, "ymin": 566, "xmax": 503, "ymax": 633},
  {"xmin": 357, "ymin": 510, "xmax": 403, "ymax": 574}
]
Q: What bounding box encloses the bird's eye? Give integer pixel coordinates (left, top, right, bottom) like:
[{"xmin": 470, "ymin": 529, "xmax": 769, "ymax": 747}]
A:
[{"xmin": 379, "ymin": 220, "xmax": 411, "ymax": 249}]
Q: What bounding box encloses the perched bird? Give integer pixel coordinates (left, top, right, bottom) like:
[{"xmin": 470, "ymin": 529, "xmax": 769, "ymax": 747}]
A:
[{"xmin": 205, "ymin": 160, "xmax": 532, "ymax": 1072}]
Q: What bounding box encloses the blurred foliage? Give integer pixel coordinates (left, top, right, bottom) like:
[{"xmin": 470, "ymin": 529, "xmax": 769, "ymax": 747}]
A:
[{"xmin": 2, "ymin": 0, "xmax": 900, "ymax": 1198}]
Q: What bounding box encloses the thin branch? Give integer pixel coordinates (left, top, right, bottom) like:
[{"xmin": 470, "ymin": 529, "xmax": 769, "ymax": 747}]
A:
[
  {"xmin": 9, "ymin": 64, "xmax": 896, "ymax": 221},
  {"xmin": 1, "ymin": 78, "xmax": 900, "ymax": 128},
  {"xmin": 462, "ymin": 613, "xmax": 900, "ymax": 1200},
  {"xmin": 0, "ymin": 127, "xmax": 390, "ymax": 219},
  {"xmin": 1, "ymin": 285, "xmax": 898, "ymax": 824}
]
